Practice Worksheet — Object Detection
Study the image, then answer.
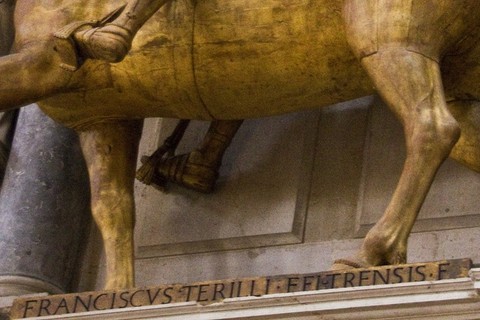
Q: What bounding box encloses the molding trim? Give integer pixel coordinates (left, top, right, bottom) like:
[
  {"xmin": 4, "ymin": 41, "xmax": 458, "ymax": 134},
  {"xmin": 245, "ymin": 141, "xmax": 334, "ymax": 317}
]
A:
[
  {"xmin": 22, "ymin": 268, "xmax": 480, "ymax": 319},
  {"xmin": 0, "ymin": 275, "xmax": 63, "ymax": 297}
]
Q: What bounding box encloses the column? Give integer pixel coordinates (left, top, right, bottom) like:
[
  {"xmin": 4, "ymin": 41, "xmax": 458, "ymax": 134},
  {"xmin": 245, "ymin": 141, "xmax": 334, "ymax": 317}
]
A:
[{"xmin": 0, "ymin": 106, "xmax": 90, "ymax": 296}]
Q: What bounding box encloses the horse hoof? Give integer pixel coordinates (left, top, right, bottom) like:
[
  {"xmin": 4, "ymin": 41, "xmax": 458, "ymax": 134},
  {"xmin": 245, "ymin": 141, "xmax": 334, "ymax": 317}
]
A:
[
  {"xmin": 331, "ymin": 258, "xmax": 368, "ymax": 270},
  {"xmin": 156, "ymin": 152, "xmax": 219, "ymax": 193},
  {"xmin": 73, "ymin": 23, "xmax": 132, "ymax": 63}
]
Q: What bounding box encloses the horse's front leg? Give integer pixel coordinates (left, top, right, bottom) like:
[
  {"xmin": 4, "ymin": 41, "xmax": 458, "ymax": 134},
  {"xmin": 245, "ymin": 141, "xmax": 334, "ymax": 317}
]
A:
[
  {"xmin": 341, "ymin": 1, "xmax": 462, "ymax": 267},
  {"xmin": 0, "ymin": 39, "xmax": 79, "ymax": 110},
  {"xmin": 78, "ymin": 120, "xmax": 143, "ymax": 289}
]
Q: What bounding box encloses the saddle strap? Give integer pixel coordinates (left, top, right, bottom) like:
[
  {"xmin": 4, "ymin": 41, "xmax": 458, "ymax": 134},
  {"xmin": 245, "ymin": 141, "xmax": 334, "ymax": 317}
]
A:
[
  {"xmin": 54, "ymin": 4, "xmax": 127, "ymax": 40},
  {"xmin": 54, "ymin": 21, "xmax": 98, "ymax": 40},
  {"xmin": 99, "ymin": 4, "xmax": 127, "ymax": 25}
]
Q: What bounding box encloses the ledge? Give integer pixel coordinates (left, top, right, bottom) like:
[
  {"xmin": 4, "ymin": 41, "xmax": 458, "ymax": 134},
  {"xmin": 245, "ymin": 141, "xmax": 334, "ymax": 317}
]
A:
[{"xmin": 13, "ymin": 268, "xmax": 480, "ymax": 320}]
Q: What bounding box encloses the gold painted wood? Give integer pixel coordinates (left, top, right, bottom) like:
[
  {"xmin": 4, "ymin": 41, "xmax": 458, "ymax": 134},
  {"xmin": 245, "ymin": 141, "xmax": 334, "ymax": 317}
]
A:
[
  {"xmin": 0, "ymin": 0, "xmax": 479, "ymax": 290},
  {"xmin": 7, "ymin": 0, "xmax": 374, "ymax": 125}
]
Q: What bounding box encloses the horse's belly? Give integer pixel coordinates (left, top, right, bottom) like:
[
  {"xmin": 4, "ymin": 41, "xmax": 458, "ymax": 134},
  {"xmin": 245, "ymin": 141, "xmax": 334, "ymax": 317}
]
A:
[
  {"xmin": 42, "ymin": 0, "xmax": 374, "ymax": 126},
  {"xmin": 193, "ymin": 0, "xmax": 373, "ymax": 119}
]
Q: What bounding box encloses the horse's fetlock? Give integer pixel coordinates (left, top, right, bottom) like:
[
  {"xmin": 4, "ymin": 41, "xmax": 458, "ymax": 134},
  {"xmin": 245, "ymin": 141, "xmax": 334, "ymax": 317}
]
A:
[
  {"xmin": 363, "ymin": 229, "xmax": 390, "ymax": 258},
  {"xmin": 388, "ymin": 248, "xmax": 407, "ymax": 265},
  {"xmin": 361, "ymin": 223, "xmax": 409, "ymax": 266}
]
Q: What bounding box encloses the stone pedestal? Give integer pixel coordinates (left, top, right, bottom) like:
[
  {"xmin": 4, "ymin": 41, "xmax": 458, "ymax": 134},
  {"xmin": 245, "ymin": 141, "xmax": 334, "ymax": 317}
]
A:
[{"xmin": 0, "ymin": 106, "xmax": 90, "ymax": 296}]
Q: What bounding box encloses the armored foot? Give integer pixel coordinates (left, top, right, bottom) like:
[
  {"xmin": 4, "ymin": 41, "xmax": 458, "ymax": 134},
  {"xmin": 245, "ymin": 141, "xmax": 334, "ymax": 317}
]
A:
[
  {"xmin": 154, "ymin": 151, "xmax": 219, "ymax": 193},
  {"xmin": 137, "ymin": 119, "xmax": 190, "ymax": 188},
  {"xmin": 138, "ymin": 119, "xmax": 242, "ymax": 193},
  {"xmin": 73, "ymin": 23, "xmax": 132, "ymax": 63},
  {"xmin": 56, "ymin": 0, "xmax": 170, "ymax": 67}
]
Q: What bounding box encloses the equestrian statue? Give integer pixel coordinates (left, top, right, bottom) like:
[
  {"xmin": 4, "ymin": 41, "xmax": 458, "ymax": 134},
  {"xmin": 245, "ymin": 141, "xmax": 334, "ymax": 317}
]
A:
[{"xmin": 1, "ymin": 0, "xmax": 480, "ymax": 290}]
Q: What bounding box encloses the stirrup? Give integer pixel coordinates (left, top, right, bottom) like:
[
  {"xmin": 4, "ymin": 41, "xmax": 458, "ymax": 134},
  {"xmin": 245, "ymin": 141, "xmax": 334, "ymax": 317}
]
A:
[
  {"xmin": 156, "ymin": 153, "xmax": 219, "ymax": 193},
  {"xmin": 136, "ymin": 120, "xmax": 190, "ymax": 187}
]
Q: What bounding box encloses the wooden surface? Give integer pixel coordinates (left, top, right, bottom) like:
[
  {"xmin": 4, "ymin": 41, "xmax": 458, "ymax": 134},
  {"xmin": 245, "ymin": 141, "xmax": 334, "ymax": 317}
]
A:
[{"xmin": 10, "ymin": 259, "xmax": 471, "ymax": 319}]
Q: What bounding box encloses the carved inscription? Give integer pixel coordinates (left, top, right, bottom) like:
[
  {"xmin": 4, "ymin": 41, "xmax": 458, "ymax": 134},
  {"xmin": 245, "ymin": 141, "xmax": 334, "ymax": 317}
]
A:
[{"xmin": 10, "ymin": 259, "xmax": 471, "ymax": 319}]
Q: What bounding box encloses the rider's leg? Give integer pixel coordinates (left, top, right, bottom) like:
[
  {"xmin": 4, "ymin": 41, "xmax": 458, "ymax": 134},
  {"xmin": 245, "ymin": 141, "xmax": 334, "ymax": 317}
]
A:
[
  {"xmin": 74, "ymin": 0, "xmax": 169, "ymax": 63},
  {"xmin": 194, "ymin": 120, "xmax": 244, "ymax": 167}
]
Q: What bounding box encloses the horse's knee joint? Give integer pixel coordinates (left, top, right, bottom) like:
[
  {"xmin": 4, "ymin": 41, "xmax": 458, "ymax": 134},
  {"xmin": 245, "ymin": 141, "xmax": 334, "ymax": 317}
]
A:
[{"xmin": 91, "ymin": 193, "xmax": 134, "ymax": 228}]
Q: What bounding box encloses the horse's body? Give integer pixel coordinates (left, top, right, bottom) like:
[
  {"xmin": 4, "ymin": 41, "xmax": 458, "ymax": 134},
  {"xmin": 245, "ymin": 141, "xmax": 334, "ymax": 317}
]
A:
[
  {"xmin": 15, "ymin": 0, "xmax": 373, "ymax": 126},
  {"xmin": 3, "ymin": 0, "xmax": 480, "ymax": 289}
]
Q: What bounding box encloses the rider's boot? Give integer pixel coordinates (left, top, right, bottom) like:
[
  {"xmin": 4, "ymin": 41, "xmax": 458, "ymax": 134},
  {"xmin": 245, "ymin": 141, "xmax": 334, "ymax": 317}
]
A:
[
  {"xmin": 73, "ymin": 0, "xmax": 169, "ymax": 63},
  {"xmin": 157, "ymin": 120, "xmax": 244, "ymax": 193}
]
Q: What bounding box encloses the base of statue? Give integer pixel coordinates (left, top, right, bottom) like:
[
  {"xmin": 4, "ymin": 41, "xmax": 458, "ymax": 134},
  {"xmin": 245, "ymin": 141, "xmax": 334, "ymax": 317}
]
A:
[{"xmin": 10, "ymin": 259, "xmax": 480, "ymax": 319}]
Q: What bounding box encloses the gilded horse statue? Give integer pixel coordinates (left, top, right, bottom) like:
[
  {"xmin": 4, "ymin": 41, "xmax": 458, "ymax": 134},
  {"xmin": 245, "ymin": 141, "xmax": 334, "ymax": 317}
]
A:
[{"xmin": 2, "ymin": 0, "xmax": 480, "ymax": 290}]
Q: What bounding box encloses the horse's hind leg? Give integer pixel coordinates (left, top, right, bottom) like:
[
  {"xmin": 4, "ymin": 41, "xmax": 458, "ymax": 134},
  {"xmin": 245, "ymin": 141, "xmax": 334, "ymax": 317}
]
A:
[
  {"xmin": 78, "ymin": 120, "xmax": 143, "ymax": 289},
  {"xmin": 343, "ymin": 2, "xmax": 461, "ymax": 267},
  {"xmin": 359, "ymin": 51, "xmax": 459, "ymax": 266}
]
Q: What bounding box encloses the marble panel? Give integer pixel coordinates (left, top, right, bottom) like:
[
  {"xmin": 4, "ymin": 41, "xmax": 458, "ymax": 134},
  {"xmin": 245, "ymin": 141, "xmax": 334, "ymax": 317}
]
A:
[
  {"xmin": 356, "ymin": 98, "xmax": 480, "ymax": 236},
  {"xmin": 134, "ymin": 110, "xmax": 319, "ymax": 258}
]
